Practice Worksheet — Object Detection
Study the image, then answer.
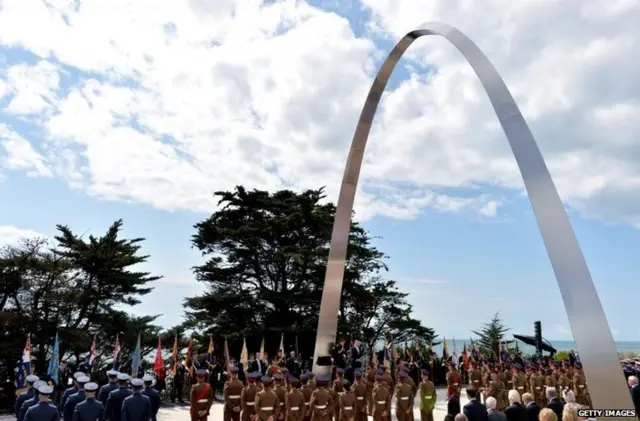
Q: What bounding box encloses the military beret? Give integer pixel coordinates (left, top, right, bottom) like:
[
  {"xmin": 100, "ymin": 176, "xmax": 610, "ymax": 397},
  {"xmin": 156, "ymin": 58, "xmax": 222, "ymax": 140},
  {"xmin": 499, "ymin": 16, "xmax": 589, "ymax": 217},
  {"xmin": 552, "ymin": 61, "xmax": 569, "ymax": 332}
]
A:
[
  {"xmin": 130, "ymin": 378, "xmax": 144, "ymax": 387},
  {"xmin": 117, "ymin": 373, "xmax": 130, "ymax": 381},
  {"xmin": 300, "ymin": 374, "xmax": 309, "ymax": 381},
  {"xmin": 354, "ymin": 370, "xmax": 363, "ymax": 377},
  {"xmin": 142, "ymin": 374, "xmax": 154, "ymax": 382},
  {"xmin": 77, "ymin": 376, "xmax": 90, "ymax": 384},
  {"xmin": 26, "ymin": 375, "xmax": 39, "ymax": 383},
  {"xmin": 229, "ymin": 366, "xmax": 240, "ymax": 373},
  {"xmin": 315, "ymin": 375, "xmax": 330, "ymax": 385},
  {"xmin": 289, "ymin": 377, "xmax": 300, "ymax": 384},
  {"xmin": 514, "ymin": 364, "xmax": 522, "ymax": 370},
  {"xmin": 107, "ymin": 370, "xmax": 119, "ymax": 377},
  {"xmin": 73, "ymin": 372, "xmax": 86, "ymax": 379},
  {"xmin": 398, "ymin": 371, "xmax": 408, "ymax": 379},
  {"xmin": 421, "ymin": 369, "xmax": 429, "ymax": 375},
  {"xmin": 85, "ymin": 382, "xmax": 99, "ymax": 392},
  {"xmin": 247, "ymin": 372, "xmax": 259, "ymax": 380},
  {"xmin": 196, "ymin": 369, "xmax": 207, "ymax": 376},
  {"xmin": 376, "ymin": 370, "xmax": 384, "ymax": 376},
  {"xmin": 39, "ymin": 385, "xmax": 54, "ymax": 395},
  {"xmin": 307, "ymin": 372, "xmax": 315, "ymax": 377},
  {"xmin": 336, "ymin": 368, "xmax": 345, "ymax": 374},
  {"xmin": 273, "ymin": 374, "xmax": 284, "ymax": 380},
  {"xmin": 402, "ymin": 366, "xmax": 410, "ymax": 372},
  {"xmin": 261, "ymin": 376, "xmax": 274, "ymax": 384},
  {"xmin": 375, "ymin": 373, "xmax": 385, "ymax": 381}
]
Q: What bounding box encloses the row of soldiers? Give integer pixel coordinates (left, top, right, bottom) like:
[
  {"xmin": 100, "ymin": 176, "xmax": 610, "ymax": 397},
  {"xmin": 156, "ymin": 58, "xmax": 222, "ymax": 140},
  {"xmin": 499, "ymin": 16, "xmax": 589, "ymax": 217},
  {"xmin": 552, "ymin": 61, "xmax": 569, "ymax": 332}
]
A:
[
  {"xmin": 14, "ymin": 370, "xmax": 163, "ymax": 421},
  {"xmin": 221, "ymin": 363, "xmax": 438, "ymax": 421},
  {"xmin": 461, "ymin": 359, "xmax": 592, "ymax": 410}
]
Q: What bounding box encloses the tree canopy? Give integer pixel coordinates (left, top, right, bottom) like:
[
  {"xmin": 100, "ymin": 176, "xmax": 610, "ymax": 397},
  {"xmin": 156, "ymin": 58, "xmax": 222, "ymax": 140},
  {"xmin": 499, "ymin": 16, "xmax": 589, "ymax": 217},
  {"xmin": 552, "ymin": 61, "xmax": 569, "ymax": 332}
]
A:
[
  {"xmin": 183, "ymin": 186, "xmax": 436, "ymax": 356},
  {"xmin": 471, "ymin": 312, "xmax": 513, "ymax": 358}
]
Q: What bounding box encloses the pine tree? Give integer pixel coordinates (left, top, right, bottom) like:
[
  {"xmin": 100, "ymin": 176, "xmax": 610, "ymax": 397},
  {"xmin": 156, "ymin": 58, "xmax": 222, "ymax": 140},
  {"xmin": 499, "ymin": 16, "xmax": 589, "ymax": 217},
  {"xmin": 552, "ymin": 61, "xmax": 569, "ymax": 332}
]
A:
[{"xmin": 471, "ymin": 312, "xmax": 512, "ymax": 358}]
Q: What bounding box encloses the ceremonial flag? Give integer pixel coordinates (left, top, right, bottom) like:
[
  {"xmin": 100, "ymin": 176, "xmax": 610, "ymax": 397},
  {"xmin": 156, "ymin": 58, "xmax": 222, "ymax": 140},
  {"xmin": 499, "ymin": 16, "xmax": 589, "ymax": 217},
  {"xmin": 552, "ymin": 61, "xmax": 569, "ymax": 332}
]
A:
[
  {"xmin": 47, "ymin": 333, "xmax": 60, "ymax": 386},
  {"xmin": 259, "ymin": 338, "xmax": 265, "ymax": 361},
  {"xmin": 371, "ymin": 344, "xmax": 378, "ymax": 366},
  {"xmin": 88, "ymin": 335, "xmax": 96, "ymax": 369},
  {"xmin": 452, "ymin": 338, "xmax": 458, "ymax": 363},
  {"xmin": 500, "ymin": 342, "xmax": 510, "ymax": 362},
  {"xmin": 154, "ymin": 336, "xmax": 165, "ymax": 378},
  {"xmin": 224, "ymin": 337, "xmax": 230, "ymax": 369},
  {"xmin": 207, "ymin": 336, "xmax": 214, "ymax": 363},
  {"xmin": 241, "ymin": 337, "xmax": 249, "ymax": 373},
  {"xmin": 383, "ymin": 340, "xmax": 391, "ymax": 368},
  {"xmin": 113, "ymin": 334, "xmax": 121, "ymax": 371},
  {"xmin": 15, "ymin": 335, "xmax": 32, "ymax": 393},
  {"xmin": 279, "ymin": 333, "xmax": 285, "ymax": 357},
  {"xmin": 185, "ymin": 337, "xmax": 193, "ymax": 375},
  {"xmin": 428, "ymin": 341, "xmax": 434, "ymax": 366},
  {"xmin": 170, "ymin": 336, "xmax": 179, "ymax": 375},
  {"xmin": 470, "ymin": 339, "xmax": 479, "ymax": 361},
  {"xmin": 442, "ymin": 337, "xmax": 449, "ymax": 361},
  {"xmin": 131, "ymin": 333, "xmax": 141, "ymax": 377},
  {"xmin": 462, "ymin": 344, "xmax": 469, "ymax": 370}
]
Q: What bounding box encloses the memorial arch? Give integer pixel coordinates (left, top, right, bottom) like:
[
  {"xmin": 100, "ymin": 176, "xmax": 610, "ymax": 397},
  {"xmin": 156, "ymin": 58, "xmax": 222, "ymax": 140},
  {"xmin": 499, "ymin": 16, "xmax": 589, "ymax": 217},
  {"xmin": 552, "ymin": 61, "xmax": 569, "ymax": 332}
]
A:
[{"xmin": 312, "ymin": 22, "xmax": 631, "ymax": 409}]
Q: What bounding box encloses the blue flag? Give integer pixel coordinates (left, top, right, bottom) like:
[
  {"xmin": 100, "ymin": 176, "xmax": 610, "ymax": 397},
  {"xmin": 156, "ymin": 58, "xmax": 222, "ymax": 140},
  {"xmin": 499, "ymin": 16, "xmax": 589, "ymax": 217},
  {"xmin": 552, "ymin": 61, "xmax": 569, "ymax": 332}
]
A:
[
  {"xmin": 47, "ymin": 333, "xmax": 60, "ymax": 385},
  {"xmin": 15, "ymin": 336, "xmax": 32, "ymax": 391},
  {"xmin": 131, "ymin": 334, "xmax": 141, "ymax": 377}
]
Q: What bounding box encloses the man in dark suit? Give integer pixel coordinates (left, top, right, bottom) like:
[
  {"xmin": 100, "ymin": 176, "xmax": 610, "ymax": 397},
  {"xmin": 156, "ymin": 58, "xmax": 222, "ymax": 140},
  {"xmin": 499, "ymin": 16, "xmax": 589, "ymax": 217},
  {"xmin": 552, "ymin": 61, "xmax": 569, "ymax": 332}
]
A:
[
  {"xmin": 522, "ymin": 393, "xmax": 540, "ymax": 421},
  {"xmin": 545, "ymin": 387, "xmax": 564, "ymax": 420},
  {"xmin": 463, "ymin": 387, "xmax": 489, "ymax": 421},
  {"xmin": 350, "ymin": 339, "xmax": 362, "ymax": 369},
  {"xmin": 627, "ymin": 375, "xmax": 640, "ymax": 416}
]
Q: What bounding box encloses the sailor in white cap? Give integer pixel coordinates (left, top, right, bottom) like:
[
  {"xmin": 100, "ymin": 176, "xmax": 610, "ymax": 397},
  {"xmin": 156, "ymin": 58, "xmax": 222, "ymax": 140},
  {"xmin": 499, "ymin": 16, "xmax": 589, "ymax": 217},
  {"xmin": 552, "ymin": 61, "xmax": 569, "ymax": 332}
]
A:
[
  {"xmin": 141, "ymin": 375, "xmax": 161, "ymax": 421},
  {"xmin": 15, "ymin": 374, "xmax": 40, "ymax": 415},
  {"xmin": 105, "ymin": 373, "xmax": 132, "ymax": 421},
  {"xmin": 60, "ymin": 372, "xmax": 86, "ymax": 413},
  {"xmin": 121, "ymin": 378, "xmax": 151, "ymax": 421},
  {"xmin": 98, "ymin": 370, "xmax": 120, "ymax": 406},
  {"xmin": 73, "ymin": 382, "xmax": 105, "ymax": 421},
  {"xmin": 24, "ymin": 384, "xmax": 58, "ymax": 421},
  {"xmin": 63, "ymin": 376, "xmax": 90, "ymax": 421},
  {"xmin": 18, "ymin": 381, "xmax": 47, "ymax": 421}
]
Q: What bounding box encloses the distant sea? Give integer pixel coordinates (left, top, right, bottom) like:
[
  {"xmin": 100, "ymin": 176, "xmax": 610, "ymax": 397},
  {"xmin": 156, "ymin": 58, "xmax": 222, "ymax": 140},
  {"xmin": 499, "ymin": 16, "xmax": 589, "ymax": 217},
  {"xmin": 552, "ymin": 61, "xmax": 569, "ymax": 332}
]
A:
[{"xmin": 428, "ymin": 339, "xmax": 640, "ymax": 356}]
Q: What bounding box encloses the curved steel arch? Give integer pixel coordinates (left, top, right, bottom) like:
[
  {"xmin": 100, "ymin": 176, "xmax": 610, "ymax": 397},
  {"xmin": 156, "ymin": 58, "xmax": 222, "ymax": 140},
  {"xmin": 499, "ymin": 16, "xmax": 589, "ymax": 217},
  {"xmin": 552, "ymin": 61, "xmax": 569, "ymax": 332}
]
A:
[{"xmin": 312, "ymin": 22, "xmax": 631, "ymax": 409}]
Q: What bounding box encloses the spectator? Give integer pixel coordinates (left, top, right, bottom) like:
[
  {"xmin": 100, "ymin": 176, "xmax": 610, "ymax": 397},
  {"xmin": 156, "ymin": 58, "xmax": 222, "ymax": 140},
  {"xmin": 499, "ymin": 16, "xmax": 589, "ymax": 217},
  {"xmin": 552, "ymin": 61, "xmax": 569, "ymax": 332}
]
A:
[
  {"xmin": 522, "ymin": 392, "xmax": 540, "ymax": 421},
  {"xmin": 628, "ymin": 375, "xmax": 640, "ymax": 416},
  {"xmin": 539, "ymin": 408, "xmax": 558, "ymax": 421},
  {"xmin": 562, "ymin": 390, "xmax": 576, "ymax": 405},
  {"xmin": 545, "ymin": 387, "xmax": 564, "ymax": 420},
  {"xmin": 505, "ymin": 390, "xmax": 527, "ymax": 421},
  {"xmin": 487, "ymin": 397, "xmax": 507, "ymax": 421},
  {"xmin": 463, "ymin": 387, "xmax": 489, "ymax": 421},
  {"xmin": 562, "ymin": 404, "xmax": 579, "ymax": 421},
  {"xmin": 445, "ymin": 396, "xmax": 462, "ymax": 421}
]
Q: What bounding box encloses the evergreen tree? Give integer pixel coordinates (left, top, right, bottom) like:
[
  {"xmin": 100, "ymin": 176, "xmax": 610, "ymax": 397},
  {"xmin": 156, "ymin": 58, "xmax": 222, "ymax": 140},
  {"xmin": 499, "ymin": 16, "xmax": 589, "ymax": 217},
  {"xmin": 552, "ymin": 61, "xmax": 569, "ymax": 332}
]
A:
[{"xmin": 471, "ymin": 312, "xmax": 512, "ymax": 358}]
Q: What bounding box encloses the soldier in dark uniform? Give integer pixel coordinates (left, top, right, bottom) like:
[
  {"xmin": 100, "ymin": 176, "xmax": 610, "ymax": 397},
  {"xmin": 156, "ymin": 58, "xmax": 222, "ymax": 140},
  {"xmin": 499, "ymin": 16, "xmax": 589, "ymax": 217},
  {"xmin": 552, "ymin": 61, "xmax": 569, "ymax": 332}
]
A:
[
  {"xmin": 24, "ymin": 385, "xmax": 59, "ymax": 421},
  {"xmin": 72, "ymin": 382, "xmax": 105, "ymax": 421},
  {"xmin": 141, "ymin": 375, "xmax": 160, "ymax": 421},
  {"xmin": 371, "ymin": 373, "xmax": 391, "ymax": 421},
  {"xmin": 337, "ymin": 379, "xmax": 354, "ymax": 421},
  {"xmin": 171, "ymin": 363, "xmax": 187, "ymax": 404},
  {"xmin": 15, "ymin": 374, "xmax": 39, "ymax": 416},
  {"xmin": 60, "ymin": 372, "xmax": 85, "ymax": 414},
  {"xmin": 98, "ymin": 371, "xmax": 119, "ymax": 407},
  {"xmin": 121, "ymin": 378, "xmax": 151, "ymax": 421},
  {"xmin": 190, "ymin": 369, "xmax": 214, "ymax": 421},
  {"xmin": 350, "ymin": 371, "xmax": 367, "ymax": 421},
  {"xmin": 18, "ymin": 381, "xmax": 46, "ymax": 421},
  {"xmin": 240, "ymin": 372, "xmax": 260, "ymax": 421},
  {"xmin": 274, "ymin": 374, "xmax": 288, "ymax": 421},
  {"xmin": 63, "ymin": 375, "xmax": 90, "ymax": 421},
  {"xmin": 309, "ymin": 375, "xmax": 332, "ymax": 421},
  {"xmin": 285, "ymin": 377, "xmax": 305, "ymax": 421},
  {"xmin": 418, "ymin": 370, "xmax": 436, "ymax": 421},
  {"xmin": 223, "ymin": 366, "xmax": 244, "ymax": 421},
  {"xmin": 105, "ymin": 373, "xmax": 132, "ymax": 421},
  {"xmin": 255, "ymin": 376, "xmax": 280, "ymax": 421}
]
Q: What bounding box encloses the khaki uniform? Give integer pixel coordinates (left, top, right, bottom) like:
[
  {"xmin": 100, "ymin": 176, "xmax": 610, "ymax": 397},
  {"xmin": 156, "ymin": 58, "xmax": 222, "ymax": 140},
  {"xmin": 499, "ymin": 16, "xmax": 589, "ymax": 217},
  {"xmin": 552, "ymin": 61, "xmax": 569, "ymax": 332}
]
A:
[
  {"xmin": 383, "ymin": 374, "xmax": 394, "ymax": 398},
  {"xmin": 241, "ymin": 383, "xmax": 259, "ymax": 421},
  {"xmin": 559, "ymin": 373, "xmax": 572, "ymax": 393},
  {"xmin": 530, "ymin": 374, "xmax": 545, "ymax": 408},
  {"xmin": 255, "ymin": 388, "xmax": 281, "ymax": 421},
  {"xmin": 512, "ymin": 372, "xmax": 526, "ymax": 396},
  {"xmin": 487, "ymin": 379, "xmax": 506, "ymax": 410},
  {"xmin": 365, "ymin": 371, "xmax": 376, "ymax": 414},
  {"xmin": 224, "ymin": 378, "xmax": 245, "ymax": 421},
  {"xmin": 309, "ymin": 388, "xmax": 333, "ymax": 421},
  {"xmin": 308, "ymin": 379, "xmax": 317, "ymax": 392},
  {"xmin": 419, "ymin": 380, "xmax": 436, "ymax": 421},
  {"xmin": 405, "ymin": 377, "xmax": 417, "ymax": 400},
  {"xmin": 573, "ymin": 371, "xmax": 591, "ymax": 407},
  {"xmin": 275, "ymin": 384, "xmax": 288, "ymax": 421},
  {"xmin": 286, "ymin": 389, "xmax": 306, "ymax": 421},
  {"xmin": 351, "ymin": 379, "xmax": 367, "ymax": 421},
  {"xmin": 525, "ymin": 372, "xmax": 531, "ymax": 394},
  {"xmin": 190, "ymin": 381, "xmax": 215, "ymax": 421},
  {"xmin": 338, "ymin": 391, "xmax": 356, "ymax": 421},
  {"xmin": 469, "ymin": 369, "xmax": 483, "ymax": 391},
  {"xmin": 395, "ymin": 382, "xmax": 414, "ymax": 421},
  {"xmin": 332, "ymin": 382, "xmax": 345, "ymax": 421},
  {"xmin": 301, "ymin": 384, "xmax": 313, "ymax": 421},
  {"xmin": 503, "ymin": 370, "xmax": 513, "ymax": 392},
  {"xmin": 372, "ymin": 385, "xmax": 391, "ymax": 421},
  {"xmin": 544, "ymin": 373, "xmax": 556, "ymax": 391}
]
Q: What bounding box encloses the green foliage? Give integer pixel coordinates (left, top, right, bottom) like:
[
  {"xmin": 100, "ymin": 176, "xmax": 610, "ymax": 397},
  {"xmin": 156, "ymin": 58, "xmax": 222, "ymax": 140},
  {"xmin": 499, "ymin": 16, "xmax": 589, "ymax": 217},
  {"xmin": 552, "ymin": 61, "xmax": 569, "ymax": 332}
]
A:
[
  {"xmin": 554, "ymin": 351, "xmax": 570, "ymax": 361},
  {"xmin": 0, "ymin": 220, "xmax": 164, "ymax": 377},
  {"xmin": 471, "ymin": 312, "xmax": 512, "ymax": 358},
  {"xmin": 183, "ymin": 186, "xmax": 436, "ymax": 356}
]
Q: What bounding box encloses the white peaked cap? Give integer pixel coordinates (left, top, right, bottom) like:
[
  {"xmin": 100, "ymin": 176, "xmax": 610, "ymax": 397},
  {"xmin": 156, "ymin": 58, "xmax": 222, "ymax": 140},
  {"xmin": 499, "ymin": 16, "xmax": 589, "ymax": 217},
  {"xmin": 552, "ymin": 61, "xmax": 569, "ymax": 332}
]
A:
[{"xmin": 117, "ymin": 373, "xmax": 130, "ymax": 381}]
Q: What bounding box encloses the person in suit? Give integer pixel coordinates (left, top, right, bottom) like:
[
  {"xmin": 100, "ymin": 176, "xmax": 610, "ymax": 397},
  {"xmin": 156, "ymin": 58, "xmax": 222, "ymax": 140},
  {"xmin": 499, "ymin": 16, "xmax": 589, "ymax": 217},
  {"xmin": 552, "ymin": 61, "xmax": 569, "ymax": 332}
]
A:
[
  {"xmin": 485, "ymin": 397, "xmax": 506, "ymax": 421},
  {"xmin": 521, "ymin": 393, "xmax": 540, "ymax": 421},
  {"xmin": 462, "ymin": 387, "xmax": 488, "ymax": 421},
  {"xmin": 350, "ymin": 340, "xmax": 362, "ymax": 370},
  {"xmin": 544, "ymin": 387, "xmax": 564, "ymax": 420},
  {"xmin": 627, "ymin": 375, "xmax": 640, "ymax": 416},
  {"xmin": 504, "ymin": 390, "xmax": 527, "ymax": 421}
]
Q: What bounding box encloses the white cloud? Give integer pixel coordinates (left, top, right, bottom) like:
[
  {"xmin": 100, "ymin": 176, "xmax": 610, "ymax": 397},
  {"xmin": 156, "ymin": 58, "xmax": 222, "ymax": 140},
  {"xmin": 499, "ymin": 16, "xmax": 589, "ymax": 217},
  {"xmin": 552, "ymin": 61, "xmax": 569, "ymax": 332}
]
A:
[
  {"xmin": 0, "ymin": 123, "xmax": 53, "ymax": 177},
  {"xmin": 0, "ymin": 0, "xmax": 638, "ymax": 225},
  {"xmin": 0, "ymin": 225, "xmax": 47, "ymax": 248}
]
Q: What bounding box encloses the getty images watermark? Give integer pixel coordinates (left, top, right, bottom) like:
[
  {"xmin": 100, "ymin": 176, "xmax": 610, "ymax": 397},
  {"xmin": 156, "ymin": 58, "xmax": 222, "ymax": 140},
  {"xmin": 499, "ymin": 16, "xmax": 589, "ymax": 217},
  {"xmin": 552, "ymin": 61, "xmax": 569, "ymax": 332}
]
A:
[{"xmin": 577, "ymin": 409, "xmax": 637, "ymax": 418}]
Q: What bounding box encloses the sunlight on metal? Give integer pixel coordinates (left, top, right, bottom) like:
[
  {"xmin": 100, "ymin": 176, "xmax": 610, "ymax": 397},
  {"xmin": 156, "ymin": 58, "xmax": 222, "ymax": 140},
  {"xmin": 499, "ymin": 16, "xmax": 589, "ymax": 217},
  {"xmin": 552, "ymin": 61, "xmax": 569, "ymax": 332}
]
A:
[{"xmin": 312, "ymin": 21, "xmax": 632, "ymax": 412}]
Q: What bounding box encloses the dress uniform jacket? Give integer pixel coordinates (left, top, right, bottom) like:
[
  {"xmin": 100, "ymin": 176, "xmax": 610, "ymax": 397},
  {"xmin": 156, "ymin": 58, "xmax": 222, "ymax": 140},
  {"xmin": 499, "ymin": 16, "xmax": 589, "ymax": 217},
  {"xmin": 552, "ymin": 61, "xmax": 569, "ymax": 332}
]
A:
[
  {"xmin": 16, "ymin": 388, "xmax": 35, "ymax": 415},
  {"xmin": 350, "ymin": 379, "xmax": 367, "ymax": 421},
  {"xmin": 371, "ymin": 385, "xmax": 391, "ymax": 421},
  {"xmin": 274, "ymin": 384, "xmax": 287, "ymax": 420},
  {"xmin": 240, "ymin": 384, "xmax": 259, "ymax": 421},
  {"xmin": 63, "ymin": 390, "xmax": 86, "ymax": 421},
  {"xmin": 121, "ymin": 393, "xmax": 151, "ymax": 421},
  {"xmin": 285, "ymin": 389, "xmax": 305, "ymax": 421},
  {"xmin": 25, "ymin": 401, "xmax": 60, "ymax": 421},
  {"xmin": 338, "ymin": 391, "xmax": 355, "ymax": 421},
  {"xmin": 224, "ymin": 378, "xmax": 244, "ymax": 421},
  {"xmin": 72, "ymin": 398, "xmax": 105, "ymax": 421},
  {"xmin": 395, "ymin": 383, "xmax": 413, "ymax": 421},
  {"xmin": 106, "ymin": 387, "xmax": 133, "ymax": 421},
  {"xmin": 60, "ymin": 387, "xmax": 78, "ymax": 412},
  {"xmin": 18, "ymin": 395, "xmax": 40, "ymax": 421},
  {"xmin": 142, "ymin": 388, "xmax": 160, "ymax": 421},
  {"xmin": 469, "ymin": 369, "xmax": 483, "ymax": 391},
  {"xmin": 419, "ymin": 380, "xmax": 436, "ymax": 421},
  {"xmin": 308, "ymin": 388, "xmax": 332, "ymax": 421},
  {"xmin": 300, "ymin": 384, "xmax": 313, "ymax": 420},
  {"xmin": 189, "ymin": 380, "xmax": 214, "ymax": 421},
  {"xmin": 512, "ymin": 373, "xmax": 526, "ymax": 395},
  {"xmin": 98, "ymin": 383, "xmax": 118, "ymax": 406},
  {"xmin": 255, "ymin": 388, "xmax": 280, "ymax": 421}
]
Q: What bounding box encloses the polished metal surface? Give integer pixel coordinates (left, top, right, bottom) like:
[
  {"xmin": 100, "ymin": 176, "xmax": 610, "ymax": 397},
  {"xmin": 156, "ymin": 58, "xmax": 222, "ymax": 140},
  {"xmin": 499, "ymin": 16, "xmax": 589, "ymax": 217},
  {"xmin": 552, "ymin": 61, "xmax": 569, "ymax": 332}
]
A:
[{"xmin": 313, "ymin": 22, "xmax": 632, "ymax": 410}]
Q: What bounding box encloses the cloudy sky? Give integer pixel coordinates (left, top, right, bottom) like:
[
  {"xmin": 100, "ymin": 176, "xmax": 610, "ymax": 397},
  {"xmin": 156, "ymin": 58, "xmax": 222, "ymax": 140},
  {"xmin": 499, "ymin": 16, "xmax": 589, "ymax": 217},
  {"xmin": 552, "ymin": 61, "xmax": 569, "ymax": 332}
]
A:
[{"xmin": 1, "ymin": 0, "xmax": 639, "ymax": 342}]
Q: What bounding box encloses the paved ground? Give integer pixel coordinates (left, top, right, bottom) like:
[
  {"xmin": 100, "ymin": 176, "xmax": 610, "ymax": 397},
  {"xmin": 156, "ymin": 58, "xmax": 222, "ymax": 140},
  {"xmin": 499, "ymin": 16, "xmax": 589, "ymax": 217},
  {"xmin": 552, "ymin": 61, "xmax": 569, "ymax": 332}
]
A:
[{"xmin": 157, "ymin": 386, "xmax": 469, "ymax": 421}]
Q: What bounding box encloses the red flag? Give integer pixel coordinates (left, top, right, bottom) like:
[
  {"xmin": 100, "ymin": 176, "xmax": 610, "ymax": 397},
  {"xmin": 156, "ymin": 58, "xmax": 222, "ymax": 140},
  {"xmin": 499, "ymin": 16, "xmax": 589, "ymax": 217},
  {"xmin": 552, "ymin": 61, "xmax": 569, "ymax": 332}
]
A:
[
  {"xmin": 462, "ymin": 344, "xmax": 469, "ymax": 370},
  {"xmin": 185, "ymin": 338, "xmax": 194, "ymax": 375},
  {"xmin": 154, "ymin": 337, "xmax": 165, "ymax": 378}
]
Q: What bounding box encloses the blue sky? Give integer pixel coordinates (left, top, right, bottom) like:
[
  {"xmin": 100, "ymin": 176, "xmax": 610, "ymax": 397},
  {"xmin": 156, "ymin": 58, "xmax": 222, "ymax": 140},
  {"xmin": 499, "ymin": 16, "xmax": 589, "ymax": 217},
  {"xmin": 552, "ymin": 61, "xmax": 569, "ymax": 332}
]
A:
[{"xmin": 1, "ymin": 0, "xmax": 640, "ymax": 343}]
